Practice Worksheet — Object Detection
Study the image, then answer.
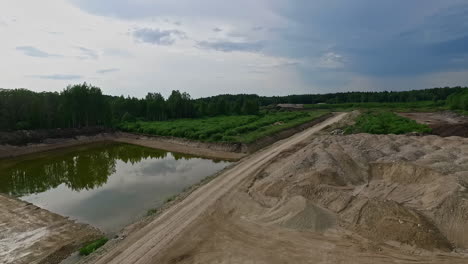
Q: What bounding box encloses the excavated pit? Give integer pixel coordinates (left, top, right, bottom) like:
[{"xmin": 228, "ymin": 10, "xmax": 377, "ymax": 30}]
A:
[
  {"xmin": 158, "ymin": 133, "xmax": 468, "ymax": 263},
  {"xmin": 247, "ymin": 134, "xmax": 468, "ymax": 252}
]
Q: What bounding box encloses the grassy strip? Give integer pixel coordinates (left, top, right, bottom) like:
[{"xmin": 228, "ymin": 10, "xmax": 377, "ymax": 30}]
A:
[
  {"xmin": 345, "ymin": 111, "xmax": 432, "ymax": 135},
  {"xmin": 79, "ymin": 237, "xmax": 109, "ymax": 256},
  {"xmin": 304, "ymin": 101, "xmax": 446, "ymax": 112},
  {"xmin": 117, "ymin": 111, "xmax": 329, "ymax": 143}
]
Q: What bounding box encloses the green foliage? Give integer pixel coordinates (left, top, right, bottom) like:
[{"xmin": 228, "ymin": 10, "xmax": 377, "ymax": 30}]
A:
[
  {"xmin": 118, "ymin": 111, "xmax": 328, "ymax": 143},
  {"xmin": 15, "ymin": 121, "xmax": 32, "ymax": 130},
  {"xmin": 146, "ymin": 208, "xmax": 158, "ymax": 216},
  {"xmin": 194, "ymin": 94, "xmax": 260, "ymax": 116},
  {"xmin": 304, "ymin": 101, "xmax": 447, "ymax": 112},
  {"xmin": 165, "ymin": 195, "xmax": 176, "ymax": 203},
  {"xmin": 345, "ymin": 111, "xmax": 432, "ymax": 135},
  {"xmin": 447, "ymin": 90, "xmax": 468, "ymax": 111},
  {"xmin": 260, "ymin": 87, "xmax": 466, "ymax": 105},
  {"xmin": 121, "ymin": 112, "xmax": 136, "ymax": 122},
  {"xmin": 79, "ymin": 237, "xmax": 108, "ymax": 256},
  {"xmin": 1, "ymin": 85, "xmax": 466, "ymax": 132},
  {"xmin": 0, "ymin": 86, "xmax": 262, "ymax": 131}
]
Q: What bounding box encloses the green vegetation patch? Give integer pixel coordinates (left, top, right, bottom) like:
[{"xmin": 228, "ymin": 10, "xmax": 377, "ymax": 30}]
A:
[
  {"xmin": 345, "ymin": 111, "xmax": 432, "ymax": 135},
  {"xmin": 304, "ymin": 101, "xmax": 446, "ymax": 112},
  {"xmin": 79, "ymin": 237, "xmax": 109, "ymax": 256},
  {"xmin": 118, "ymin": 111, "xmax": 329, "ymax": 143},
  {"xmin": 146, "ymin": 208, "xmax": 158, "ymax": 216},
  {"xmin": 447, "ymin": 90, "xmax": 468, "ymax": 112}
]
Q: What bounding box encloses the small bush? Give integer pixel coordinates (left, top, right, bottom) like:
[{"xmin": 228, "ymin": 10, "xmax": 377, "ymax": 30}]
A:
[
  {"xmin": 146, "ymin": 208, "xmax": 158, "ymax": 216},
  {"xmin": 79, "ymin": 237, "xmax": 108, "ymax": 256},
  {"xmin": 165, "ymin": 195, "xmax": 176, "ymax": 203}
]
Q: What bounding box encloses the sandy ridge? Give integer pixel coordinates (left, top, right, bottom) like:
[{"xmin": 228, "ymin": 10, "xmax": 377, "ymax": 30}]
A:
[{"xmin": 91, "ymin": 112, "xmax": 348, "ymax": 264}]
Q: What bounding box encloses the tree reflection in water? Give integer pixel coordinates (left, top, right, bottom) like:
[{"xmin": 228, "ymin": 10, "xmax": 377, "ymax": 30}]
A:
[{"xmin": 0, "ymin": 142, "xmax": 203, "ymax": 197}]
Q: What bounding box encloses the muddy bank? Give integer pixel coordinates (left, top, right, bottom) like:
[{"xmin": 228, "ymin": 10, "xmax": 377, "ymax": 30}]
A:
[
  {"xmin": 0, "ymin": 133, "xmax": 244, "ymax": 161},
  {"xmin": 0, "ymin": 127, "xmax": 110, "ymax": 146},
  {"xmin": 114, "ymin": 133, "xmax": 245, "ymax": 161},
  {"xmin": 399, "ymin": 112, "xmax": 468, "ymax": 137},
  {"xmin": 0, "ymin": 134, "xmax": 116, "ymax": 159},
  {"xmin": 0, "ymin": 194, "xmax": 101, "ymax": 264}
]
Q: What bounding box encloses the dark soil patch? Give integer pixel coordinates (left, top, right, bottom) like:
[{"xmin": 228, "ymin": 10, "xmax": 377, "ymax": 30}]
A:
[{"xmin": 430, "ymin": 123, "xmax": 468, "ymax": 137}]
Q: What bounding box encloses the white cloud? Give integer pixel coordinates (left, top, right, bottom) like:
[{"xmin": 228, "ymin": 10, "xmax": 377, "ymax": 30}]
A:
[
  {"xmin": 3, "ymin": 0, "xmax": 465, "ymax": 98},
  {"xmin": 0, "ymin": 0, "xmax": 312, "ymax": 97},
  {"xmin": 317, "ymin": 52, "xmax": 345, "ymax": 69},
  {"xmin": 132, "ymin": 28, "xmax": 186, "ymax": 45}
]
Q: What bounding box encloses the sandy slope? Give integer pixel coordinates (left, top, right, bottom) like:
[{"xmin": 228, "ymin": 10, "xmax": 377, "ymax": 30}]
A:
[
  {"xmin": 0, "ymin": 195, "xmax": 100, "ymax": 264},
  {"xmin": 90, "ymin": 112, "xmax": 468, "ymax": 264},
  {"xmin": 89, "ymin": 113, "xmax": 348, "ymax": 264}
]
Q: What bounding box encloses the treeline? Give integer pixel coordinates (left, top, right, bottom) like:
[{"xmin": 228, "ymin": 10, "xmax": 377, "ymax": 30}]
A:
[
  {"xmin": 1, "ymin": 83, "xmax": 467, "ymax": 131},
  {"xmin": 0, "ymin": 83, "xmax": 260, "ymax": 130},
  {"xmin": 259, "ymin": 87, "xmax": 467, "ymax": 105},
  {"xmin": 447, "ymin": 90, "xmax": 468, "ymax": 111}
]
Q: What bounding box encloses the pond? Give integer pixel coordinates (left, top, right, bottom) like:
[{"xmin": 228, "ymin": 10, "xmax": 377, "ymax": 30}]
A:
[{"xmin": 0, "ymin": 142, "xmax": 231, "ymax": 233}]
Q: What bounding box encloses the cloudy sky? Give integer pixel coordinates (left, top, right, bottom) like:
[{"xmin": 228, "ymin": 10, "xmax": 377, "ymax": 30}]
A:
[{"xmin": 1, "ymin": 0, "xmax": 468, "ymax": 98}]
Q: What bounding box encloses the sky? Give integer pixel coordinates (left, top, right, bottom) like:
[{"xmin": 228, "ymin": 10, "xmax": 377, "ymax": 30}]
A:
[{"xmin": 1, "ymin": 0, "xmax": 468, "ymax": 98}]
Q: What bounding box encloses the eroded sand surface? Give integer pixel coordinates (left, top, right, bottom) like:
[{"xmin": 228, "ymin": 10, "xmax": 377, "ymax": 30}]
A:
[
  {"xmin": 156, "ymin": 134, "xmax": 468, "ymax": 264},
  {"xmin": 81, "ymin": 113, "xmax": 467, "ymax": 264},
  {"xmin": 0, "ymin": 194, "xmax": 101, "ymax": 264}
]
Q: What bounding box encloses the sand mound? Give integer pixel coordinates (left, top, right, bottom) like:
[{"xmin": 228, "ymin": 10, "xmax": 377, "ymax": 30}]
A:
[
  {"xmin": 248, "ymin": 134, "xmax": 468, "ymax": 251},
  {"xmin": 156, "ymin": 133, "xmax": 468, "ymax": 263}
]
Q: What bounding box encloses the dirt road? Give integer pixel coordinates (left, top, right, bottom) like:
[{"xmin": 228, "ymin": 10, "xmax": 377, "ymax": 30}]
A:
[{"xmin": 91, "ymin": 113, "xmax": 348, "ymax": 264}]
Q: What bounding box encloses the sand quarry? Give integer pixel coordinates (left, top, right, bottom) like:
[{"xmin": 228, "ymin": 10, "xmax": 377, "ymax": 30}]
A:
[
  {"xmin": 153, "ymin": 133, "xmax": 468, "ymax": 263},
  {"xmin": 3, "ymin": 112, "xmax": 468, "ymax": 263}
]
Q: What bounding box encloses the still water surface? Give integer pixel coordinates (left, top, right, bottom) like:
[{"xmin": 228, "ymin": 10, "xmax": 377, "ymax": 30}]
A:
[{"xmin": 0, "ymin": 142, "xmax": 230, "ymax": 233}]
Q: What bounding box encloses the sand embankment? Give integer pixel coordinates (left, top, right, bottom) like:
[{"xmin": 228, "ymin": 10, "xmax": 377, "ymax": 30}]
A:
[
  {"xmin": 0, "ymin": 194, "xmax": 101, "ymax": 264},
  {"xmin": 85, "ymin": 111, "xmax": 468, "ymax": 264}
]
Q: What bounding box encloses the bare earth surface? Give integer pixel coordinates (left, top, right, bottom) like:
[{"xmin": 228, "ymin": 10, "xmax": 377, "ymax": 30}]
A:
[
  {"xmin": 85, "ymin": 113, "xmax": 349, "ymax": 264},
  {"xmin": 88, "ymin": 112, "xmax": 468, "ymax": 264},
  {"xmin": 399, "ymin": 112, "xmax": 468, "ymax": 125},
  {"xmin": 0, "ymin": 194, "xmax": 101, "ymax": 264},
  {"xmin": 400, "ymin": 112, "xmax": 468, "ymax": 138}
]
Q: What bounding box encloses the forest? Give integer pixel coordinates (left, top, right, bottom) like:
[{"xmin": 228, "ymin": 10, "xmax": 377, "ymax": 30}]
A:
[
  {"xmin": 447, "ymin": 89, "xmax": 468, "ymax": 112},
  {"xmin": 0, "ymin": 83, "xmax": 467, "ymax": 131}
]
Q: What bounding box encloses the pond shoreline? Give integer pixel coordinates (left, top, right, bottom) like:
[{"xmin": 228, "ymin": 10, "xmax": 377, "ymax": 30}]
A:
[
  {"xmin": 0, "ymin": 194, "xmax": 102, "ymax": 264},
  {"xmin": 0, "ymin": 142, "xmax": 233, "ymax": 264},
  {"xmin": 73, "ymin": 159, "xmax": 240, "ymax": 264},
  {"xmin": 0, "ymin": 133, "xmax": 244, "ymax": 161},
  {"xmin": 0, "ymin": 113, "xmax": 333, "ymax": 161}
]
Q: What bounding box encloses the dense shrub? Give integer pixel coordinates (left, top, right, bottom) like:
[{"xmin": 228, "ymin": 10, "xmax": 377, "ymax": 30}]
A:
[
  {"xmin": 447, "ymin": 90, "xmax": 468, "ymax": 111},
  {"xmin": 345, "ymin": 111, "xmax": 432, "ymax": 135},
  {"xmin": 79, "ymin": 237, "xmax": 108, "ymax": 256},
  {"xmin": 117, "ymin": 111, "xmax": 328, "ymax": 143}
]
